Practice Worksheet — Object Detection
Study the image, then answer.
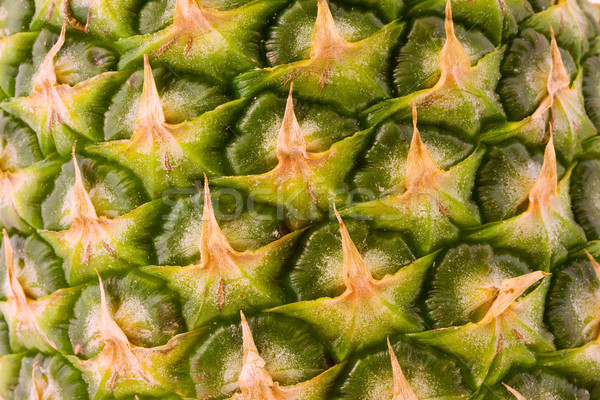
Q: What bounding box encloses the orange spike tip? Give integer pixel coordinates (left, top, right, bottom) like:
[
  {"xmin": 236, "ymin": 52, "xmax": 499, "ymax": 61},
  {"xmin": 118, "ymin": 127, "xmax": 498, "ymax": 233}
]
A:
[
  {"xmin": 438, "ymin": 0, "xmax": 471, "ymax": 83},
  {"xmin": 479, "ymin": 271, "xmax": 550, "ymax": 324},
  {"xmin": 334, "ymin": 206, "xmax": 373, "ymax": 291},
  {"xmin": 528, "ymin": 131, "xmax": 558, "ymax": 211},
  {"xmin": 585, "ymin": 250, "xmax": 600, "ymax": 282},
  {"xmin": 276, "ymin": 83, "xmax": 307, "ymax": 161},
  {"xmin": 547, "ymin": 26, "xmax": 570, "ymax": 97},
  {"xmin": 388, "ymin": 338, "xmax": 418, "ymax": 400},
  {"xmin": 502, "ymin": 383, "xmax": 528, "ymax": 400},
  {"xmin": 199, "ymin": 177, "xmax": 236, "ymax": 269},
  {"xmin": 70, "ymin": 148, "xmax": 99, "ymax": 222},
  {"xmin": 404, "ymin": 105, "xmax": 441, "ymax": 191},
  {"xmin": 310, "ymin": 0, "xmax": 348, "ymax": 59}
]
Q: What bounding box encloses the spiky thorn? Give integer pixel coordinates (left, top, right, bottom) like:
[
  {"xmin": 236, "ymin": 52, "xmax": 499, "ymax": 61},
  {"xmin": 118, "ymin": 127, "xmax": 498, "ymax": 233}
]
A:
[
  {"xmin": 333, "ymin": 205, "xmax": 377, "ymax": 294},
  {"xmin": 524, "ymin": 27, "xmax": 570, "ymax": 144},
  {"xmin": 237, "ymin": 311, "xmax": 278, "ymax": 394},
  {"xmin": 479, "ymin": 270, "xmax": 550, "ymax": 325},
  {"xmin": 69, "ymin": 271, "xmax": 200, "ymax": 396},
  {"xmin": 137, "ymin": 54, "xmax": 166, "ymax": 129},
  {"xmin": 404, "ymin": 102, "xmax": 442, "ymax": 192},
  {"xmin": 94, "ymin": 269, "xmax": 155, "ymax": 389},
  {"xmin": 63, "ymin": 0, "xmax": 90, "ymax": 33},
  {"xmin": 127, "ymin": 54, "xmax": 182, "ymax": 172},
  {"xmin": 438, "ymin": 0, "xmax": 471, "ymax": 84},
  {"xmin": 30, "ymin": 22, "xmax": 69, "ymax": 131},
  {"xmin": 388, "ymin": 338, "xmax": 418, "ymax": 400},
  {"xmin": 303, "ymin": 0, "xmax": 350, "ymax": 89},
  {"xmin": 1, "ymin": 229, "xmax": 57, "ymax": 349},
  {"xmin": 199, "ymin": 176, "xmax": 238, "ymax": 275},
  {"xmin": 547, "ymin": 26, "xmax": 570, "ymax": 98},
  {"xmin": 70, "ymin": 147, "xmax": 98, "ymax": 223},
  {"xmin": 33, "ymin": 22, "xmax": 66, "ymax": 92},
  {"xmin": 586, "ymin": 251, "xmax": 600, "ymax": 342},
  {"xmin": 157, "ymin": 0, "xmax": 217, "ymax": 57},
  {"xmin": 585, "ymin": 250, "xmax": 600, "ymax": 282},
  {"xmin": 44, "ymin": 148, "xmax": 122, "ymax": 266},
  {"xmin": 31, "ymin": 360, "xmax": 45, "ymax": 400},
  {"xmin": 311, "ymin": 0, "xmax": 348, "ymax": 59},
  {"xmin": 276, "ymin": 83, "xmax": 308, "ymax": 163},
  {"xmin": 527, "ymin": 128, "xmax": 558, "ymax": 212},
  {"xmin": 502, "ymin": 383, "xmax": 528, "ymax": 400},
  {"xmin": 271, "ymin": 84, "xmax": 319, "ymax": 205},
  {"xmin": 233, "ymin": 311, "xmax": 343, "ymax": 399},
  {"xmin": 0, "ymin": 166, "xmax": 25, "ymax": 221}
]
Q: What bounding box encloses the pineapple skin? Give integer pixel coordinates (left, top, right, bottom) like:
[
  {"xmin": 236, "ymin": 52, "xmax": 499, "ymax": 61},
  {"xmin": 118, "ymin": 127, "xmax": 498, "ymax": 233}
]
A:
[{"xmin": 2, "ymin": 0, "xmax": 600, "ymax": 399}]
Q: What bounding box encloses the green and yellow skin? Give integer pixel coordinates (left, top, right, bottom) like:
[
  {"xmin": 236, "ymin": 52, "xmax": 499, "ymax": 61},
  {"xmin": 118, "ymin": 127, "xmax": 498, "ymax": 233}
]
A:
[{"xmin": 2, "ymin": 0, "xmax": 600, "ymax": 399}]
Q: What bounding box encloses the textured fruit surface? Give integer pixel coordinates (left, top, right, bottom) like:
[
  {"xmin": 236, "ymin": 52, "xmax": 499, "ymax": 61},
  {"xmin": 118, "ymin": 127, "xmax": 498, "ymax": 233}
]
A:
[{"xmin": 2, "ymin": 0, "xmax": 600, "ymax": 399}]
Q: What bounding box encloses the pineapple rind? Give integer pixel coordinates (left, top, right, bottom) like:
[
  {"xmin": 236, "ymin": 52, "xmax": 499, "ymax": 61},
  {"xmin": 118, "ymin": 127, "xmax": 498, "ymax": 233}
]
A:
[{"xmin": 2, "ymin": 0, "xmax": 600, "ymax": 399}]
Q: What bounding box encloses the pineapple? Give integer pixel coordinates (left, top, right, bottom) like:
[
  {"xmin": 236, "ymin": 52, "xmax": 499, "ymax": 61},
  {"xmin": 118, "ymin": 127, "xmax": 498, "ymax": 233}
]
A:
[{"xmin": 3, "ymin": 0, "xmax": 600, "ymax": 398}]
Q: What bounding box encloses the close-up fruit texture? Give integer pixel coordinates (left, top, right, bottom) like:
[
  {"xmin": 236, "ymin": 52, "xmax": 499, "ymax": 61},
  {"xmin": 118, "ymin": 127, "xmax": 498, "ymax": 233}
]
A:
[{"xmin": 3, "ymin": 0, "xmax": 600, "ymax": 398}]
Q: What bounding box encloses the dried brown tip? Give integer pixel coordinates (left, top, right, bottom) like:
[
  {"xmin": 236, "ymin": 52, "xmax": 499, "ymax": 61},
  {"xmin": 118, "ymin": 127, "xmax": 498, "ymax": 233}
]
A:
[
  {"xmin": 438, "ymin": 0, "xmax": 470, "ymax": 82},
  {"xmin": 3, "ymin": 229, "xmax": 57, "ymax": 350},
  {"xmin": 276, "ymin": 84, "xmax": 307, "ymax": 160},
  {"xmin": 63, "ymin": 0, "xmax": 89, "ymax": 33},
  {"xmin": 95, "ymin": 269, "xmax": 130, "ymax": 346},
  {"xmin": 199, "ymin": 176, "xmax": 235, "ymax": 268},
  {"xmin": 137, "ymin": 54, "xmax": 165, "ymax": 126},
  {"xmin": 585, "ymin": 250, "xmax": 600, "ymax": 282},
  {"xmin": 405, "ymin": 111, "xmax": 440, "ymax": 190},
  {"xmin": 479, "ymin": 271, "xmax": 550, "ymax": 324},
  {"xmin": 388, "ymin": 338, "xmax": 418, "ymax": 400},
  {"xmin": 528, "ymin": 133, "xmax": 558, "ymax": 211},
  {"xmin": 311, "ymin": 0, "xmax": 348, "ymax": 59},
  {"xmin": 502, "ymin": 383, "xmax": 528, "ymax": 400},
  {"xmin": 240, "ymin": 311, "xmax": 259, "ymax": 359},
  {"xmin": 411, "ymin": 102, "xmax": 418, "ymax": 129},
  {"xmin": 173, "ymin": 0, "xmax": 212, "ymax": 29},
  {"xmin": 33, "ymin": 22, "xmax": 66, "ymax": 90},
  {"xmin": 2, "ymin": 229, "xmax": 12, "ymax": 274},
  {"xmin": 547, "ymin": 26, "xmax": 570, "ymax": 97},
  {"xmin": 334, "ymin": 206, "xmax": 372, "ymax": 289},
  {"xmin": 71, "ymin": 148, "xmax": 98, "ymax": 222},
  {"xmin": 31, "ymin": 360, "xmax": 45, "ymax": 399},
  {"xmin": 2, "ymin": 229, "xmax": 18, "ymax": 299},
  {"xmin": 2, "ymin": 229, "xmax": 16, "ymax": 299}
]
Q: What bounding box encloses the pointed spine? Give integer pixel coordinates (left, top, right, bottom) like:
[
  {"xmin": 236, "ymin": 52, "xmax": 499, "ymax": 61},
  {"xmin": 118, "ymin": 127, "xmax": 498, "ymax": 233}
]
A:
[
  {"xmin": 173, "ymin": 0, "xmax": 215, "ymax": 32},
  {"xmin": 276, "ymin": 84, "xmax": 307, "ymax": 162},
  {"xmin": 71, "ymin": 148, "xmax": 98, "ymax": 222},
  {"xmin": 238, "ymin": 311, "xmax": 276, "ymax": 393},
  {"xmin": 31, "ymin": 361, "xmax": 44, "ymax": 400},
  {"xmin": 2, "ymin": 229, "xmax": 57, "ymax": 349},
  {"xmin": 136, "ymin": 55, "xmax": 166, "ymax": 128},
  {"xmin": 388, "ymin": 338, "xmax": 418, "ymax": 400},
  {"xmin": 502, "ymin": 383, "xmax": 528, "ymax": 400},
  {"xmin": 405, "ymin": 103, "xmax": 441, "ymax": 190},
  {"xmin": 528, "ymin": 131, "xmax": 558, "ymax": 211},
  {"xmin": 585, "ymin": 250, "xmax": 600, "ymax": 282},
  {"xmin": 33, "ymin": 22, "xmax": 66, "ymax": 92},
  {"xmin": 199, "ymin": 177, "xmax": 236, "ymax": 270},
  {"xmin": 93, "ymin": 270, "xmax": 155, "ymax": 387},
  {"xmin": 128, "ymin": 55, "xmax": 180, "ymax": 172},
  {"xmin": 96, "ymin": 270, "xmax": 127, "ymax": 345},
  {"xmin": 310, "ymin": 0, "xmax": 348, "ymax": 59},
  {"xmin": 334, "ymin": 207, "xmax": 373, "ymax": 291},
  {"xmin": 547, "ymin": 26, "xmax": 570, "ymax": 97},
  {"xmin": 2, "ymin": 229, "xmax": 20, "ymax": 300},
  {"xmin": 479, "ymin": 271, "xmax": 550, "ymax": 324},
  {"xmin": 438, "ymin": 1, "xmax": 471, "ymax": 83}
]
